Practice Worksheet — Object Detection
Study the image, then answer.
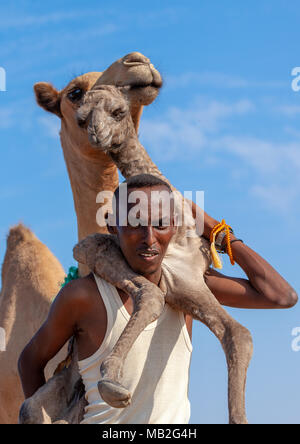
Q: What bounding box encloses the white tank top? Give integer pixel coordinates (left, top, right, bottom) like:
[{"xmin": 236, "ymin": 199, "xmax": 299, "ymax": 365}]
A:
[{"xmin": 78, "ymin": 273, "xmax": 193, "ymax": 424}]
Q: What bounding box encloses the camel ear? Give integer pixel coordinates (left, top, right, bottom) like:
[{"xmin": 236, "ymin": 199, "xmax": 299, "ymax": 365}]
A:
[{"xmin": 34, "ymin": 82, "xmax": 62, "ymax": 117}]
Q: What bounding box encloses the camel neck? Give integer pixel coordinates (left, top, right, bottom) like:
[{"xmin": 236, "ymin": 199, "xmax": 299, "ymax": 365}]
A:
[
  {"xmin": 60, "ymin": 124, "xmax": 119, "ymax": 241},
  {"xmin": 109, "ymin": 130, "xmax": 170, "ymax": 186}
]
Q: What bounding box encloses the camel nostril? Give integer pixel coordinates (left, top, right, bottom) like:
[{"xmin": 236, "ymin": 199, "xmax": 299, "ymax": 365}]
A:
[{"xmin": 123, "ymin": 52, "xmax": 150, "ymax": 66}]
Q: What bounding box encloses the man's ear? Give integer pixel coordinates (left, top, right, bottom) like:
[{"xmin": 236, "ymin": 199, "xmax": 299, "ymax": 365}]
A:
[
  {"xmin": 34, "ymin": 82, "xmax": 62, "ymax": 117},
  {"xmin": 171, "ymin": 216, "xmax": 178, "ymax": 236},
  {"xmin": 107, "ymin": 223, "xmax": 118, "ymax": 235},
  {"xmin": 106, "ymin": 212, "xmax": 118, "ymax": 235}
]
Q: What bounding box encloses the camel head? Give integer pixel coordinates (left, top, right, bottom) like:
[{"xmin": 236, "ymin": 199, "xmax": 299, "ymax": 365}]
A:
[
  {"xmin": 33, "ymin": 52, "xmax": 162, "ymax": 153},
  {"xmin": 33, "ymin": 53, "xmax": 162, "ymax": 251},
  {"xmin": 92, "ymin": 52, "xmax": 162, "ymax": 107},
  {"xmin": 76, "ymin": 85, "xmax": 135, "ymax": 153}
]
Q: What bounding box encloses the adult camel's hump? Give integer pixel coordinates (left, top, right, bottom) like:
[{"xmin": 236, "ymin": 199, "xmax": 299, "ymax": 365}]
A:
[{"xmin": 0, "ymin": 223, "xmax": 67, "ymax": 424}]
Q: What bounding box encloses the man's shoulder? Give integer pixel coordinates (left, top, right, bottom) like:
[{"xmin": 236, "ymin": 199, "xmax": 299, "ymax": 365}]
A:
[{"xmin": 54, "ymin": 272, "xmax": 98, "ymax": 310}]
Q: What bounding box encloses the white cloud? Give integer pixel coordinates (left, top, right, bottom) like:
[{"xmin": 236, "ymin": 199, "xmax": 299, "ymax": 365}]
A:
[
  {"xmin": 217, "ymin": 136, "xmax": 300, "ymax": 212},
  {"xmin": 0, "ymin": 185, "xmax": 27, "ymax": 201},
  {"xmin": 1, "ymin": 23, "xmax": 119, "ymax": 61},
  {"xmin": 250, "ymin": 184, "xmax": 299, "ymax": 213},
  {"xmin": 38, "ymin": 116, "xmax": 60, "ymax": 139},
  {"xmin": 276, "ymin": 105, "xmax": 300, "ymax": 117},
  {"xmin": 0, "ymin": 10, "xmax": 110, "ymax": 29},
  {"xmin": 0, "ymin": 99, "xmax": 39, "ymax": 131},
  {"xmin": 0, "ymin": 7, "xmax": 179, "ymax": 30},
  {"xmin": 141, "ymin": 97, "xmax": 254, "ymax": 160},
  {"xmin": 166, "ymin": 72, "xmax": 249, "ymax": 89},
  {"xmin": 211, "ymin": 135, "xmax": 282, "ymax": 174},
  {"xmin": 284, "ymin": 126, "xmax": 300, "ymax": 138},
  {"xmin": 215, "ymin": 137, "xmax": 300, "ymax": 177},
  {"xmin": 165, "ymin": 72, "xmax": 287, "ymax": 90},
  {"xmin": 0, "ymin": 108, "xmax": 13, "ymax": 129},
  {"xmin": 140, "ymin": 97, "xmax": 300, "ymax": 213}
]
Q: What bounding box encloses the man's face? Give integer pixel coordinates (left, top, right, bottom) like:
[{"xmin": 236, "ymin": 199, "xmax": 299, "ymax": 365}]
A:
[{"xmin": 111, "ymin": 185, "xmax": 176, "ymax": 277}]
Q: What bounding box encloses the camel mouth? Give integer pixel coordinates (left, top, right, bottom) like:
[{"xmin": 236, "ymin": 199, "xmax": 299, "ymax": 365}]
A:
[{"xmin": 129, "ymin": 80, "xmax": 163, "ymax": 91}]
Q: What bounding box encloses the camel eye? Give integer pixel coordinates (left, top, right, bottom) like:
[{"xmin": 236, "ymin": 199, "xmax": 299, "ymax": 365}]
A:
[
  {"xmin": 67, "ymin": 88, "xmax": 83, "ymax": 102},
  {"xmin": 112, "ymin": 108, "xmax": 126, "ymax": 119}
]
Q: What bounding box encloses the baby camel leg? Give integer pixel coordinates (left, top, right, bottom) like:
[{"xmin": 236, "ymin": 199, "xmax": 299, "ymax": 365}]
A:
[
  {"xmin": 73, "ymin": 234, "xmax": 165, "ymax": 408},
  {"xmin": 166, "ymin": 288, "xmax": 253, "ymax": 424},
  {"xmin": 99, "ymin": 278, "xmax": 165, "ymax": 408}
]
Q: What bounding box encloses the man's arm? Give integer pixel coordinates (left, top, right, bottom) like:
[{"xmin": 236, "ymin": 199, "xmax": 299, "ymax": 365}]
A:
[
  {"xmin": 187, "ymin": 199, "xmax": 298, "ymax": 309},
  {"xmin": 18, "ymin": 281, "xmax": 85, "ymax": 399},
  {"xmin": 203, "ymin": 213, "xmax": 298, "ymax": 309}
]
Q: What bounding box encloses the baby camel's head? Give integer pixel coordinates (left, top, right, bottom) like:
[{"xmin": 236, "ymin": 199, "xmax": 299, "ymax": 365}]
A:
[{"xmin": 76, "ymin": 85, "xmax": 133, "ymax": 153}]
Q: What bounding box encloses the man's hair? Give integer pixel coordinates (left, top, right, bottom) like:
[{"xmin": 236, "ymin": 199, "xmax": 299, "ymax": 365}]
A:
[
  {"xmin": 109, "ymin": 174, "xmax": 173, "ymax": 226},
  {"xmin": 113, "ymin": 174, "xmax": 172, "ymax": 203}
]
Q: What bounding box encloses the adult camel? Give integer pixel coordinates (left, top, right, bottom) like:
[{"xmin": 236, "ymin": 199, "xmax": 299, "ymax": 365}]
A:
[{"xmin": 0, "ymin": 52, "xmax": 162, "ymax": 424}]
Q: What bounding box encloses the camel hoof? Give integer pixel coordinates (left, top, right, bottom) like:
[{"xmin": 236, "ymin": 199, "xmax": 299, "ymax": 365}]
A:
[{"xmin": 98, "ymin": 379, "xmax": 131, "ymax": 408}]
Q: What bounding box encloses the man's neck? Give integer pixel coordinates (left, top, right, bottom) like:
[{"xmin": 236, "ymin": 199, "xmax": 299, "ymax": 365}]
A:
[{"xmin": 141, "ymin": 268, "xmax": 162, "ymax": 287}]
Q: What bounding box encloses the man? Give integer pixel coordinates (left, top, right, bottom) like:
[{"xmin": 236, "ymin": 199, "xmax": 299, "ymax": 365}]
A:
[{"xmin": 18, "ymin": 174, "xmax": 298, "ymax": 424}]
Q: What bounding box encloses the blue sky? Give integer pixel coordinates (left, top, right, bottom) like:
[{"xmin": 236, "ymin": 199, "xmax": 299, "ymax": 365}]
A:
[{"xmin": 1, "ymin": 0, "xmax": 300, "ymax": 424}]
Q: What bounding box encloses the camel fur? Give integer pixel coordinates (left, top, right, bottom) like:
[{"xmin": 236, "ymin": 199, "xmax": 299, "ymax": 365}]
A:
[{"xmin": 71, "ymin": 85, "xmax": 254, "ymax": 424}]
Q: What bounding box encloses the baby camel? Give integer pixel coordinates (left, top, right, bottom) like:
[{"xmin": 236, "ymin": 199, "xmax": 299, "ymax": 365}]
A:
[{"xmin": 73, "ymin": 85, "xmax": 254, "ymax": 424}]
